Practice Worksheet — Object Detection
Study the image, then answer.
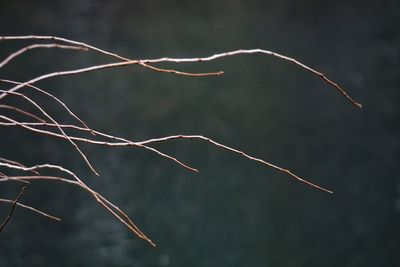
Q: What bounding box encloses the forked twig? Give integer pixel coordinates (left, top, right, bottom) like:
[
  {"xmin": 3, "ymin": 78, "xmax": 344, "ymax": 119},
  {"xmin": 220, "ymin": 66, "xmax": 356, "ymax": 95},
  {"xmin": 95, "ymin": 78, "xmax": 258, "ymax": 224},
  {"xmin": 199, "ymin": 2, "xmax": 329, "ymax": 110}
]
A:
[
  {"xmin": 0, "ymin": 35, "xmax": 361, "ymax": 108},
  {"xmin": 0, "ymin": 120, "xmax": 330, "ymax": 192},
  {"xmin": 137, "ymin": 135, "xmax": 333, "ymax": 193},
  {"xmin": 0, "ymin": 118, "xmax": 198, "ymax": 173}
]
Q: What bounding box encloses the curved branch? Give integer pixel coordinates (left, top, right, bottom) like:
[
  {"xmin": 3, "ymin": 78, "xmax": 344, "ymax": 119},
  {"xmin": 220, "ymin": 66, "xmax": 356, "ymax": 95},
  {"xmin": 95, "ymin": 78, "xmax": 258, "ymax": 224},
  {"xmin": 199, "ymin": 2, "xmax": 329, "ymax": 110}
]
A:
[
  {"xmin": 0, "ymin": 35, "xmax": 361, "ymax": 108},
  {"xmin": 0, "ymin": 43, "xmax": 88, "ymax": 69}
]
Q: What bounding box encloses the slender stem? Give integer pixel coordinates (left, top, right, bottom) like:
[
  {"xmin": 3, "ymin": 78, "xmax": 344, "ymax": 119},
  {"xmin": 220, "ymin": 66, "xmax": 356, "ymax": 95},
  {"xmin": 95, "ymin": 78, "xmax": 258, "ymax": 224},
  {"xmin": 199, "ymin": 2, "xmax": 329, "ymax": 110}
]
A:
[{"xmin": 0, "ymin": 186, "xmax": 27, "ymax": 233}]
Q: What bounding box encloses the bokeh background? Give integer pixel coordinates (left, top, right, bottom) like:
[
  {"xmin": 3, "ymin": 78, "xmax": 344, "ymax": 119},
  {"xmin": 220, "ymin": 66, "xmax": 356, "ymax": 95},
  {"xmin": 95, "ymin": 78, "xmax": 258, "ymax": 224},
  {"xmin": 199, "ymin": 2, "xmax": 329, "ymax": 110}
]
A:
[{"xmin": 0, "ymin": 1, "xmax": 399, "ymax": 266}]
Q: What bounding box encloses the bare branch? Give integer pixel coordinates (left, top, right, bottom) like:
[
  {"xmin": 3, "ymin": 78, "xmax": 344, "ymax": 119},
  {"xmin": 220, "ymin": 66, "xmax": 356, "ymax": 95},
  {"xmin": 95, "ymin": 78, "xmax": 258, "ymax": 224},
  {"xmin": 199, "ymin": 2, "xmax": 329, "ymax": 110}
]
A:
[
  {"xmin": 0, "ymin": 90, "xmax": 99, "ymax": 176},
  {"xmin": 0, "ymin": 175, "xmax": 31, "ymax": 184},
  {"xmin": 142, "ymin": 49, "xmax": 362, "ymax": 109},
  {"xmin": 0, "ymin": 35, "xmax": 360, "ymax": 108},
  {"xmin": 0, "ymin": 197, "xmax": 60, "ymax": 222},
  {"xmin": 0, "ymin": 79, "xmax": 94, "ymax": 135},
  {"xmin": 137, "ymin": 135, "xmax": 333, "ymax": 193},
  {"xmin": 0, "ymin": 35, "xmax": 131, "ymax": 61},
  {"xmin": 0, "ymin": 119, "xmax": 198, "ymax": 173},
  {"xmin": 0, "ymin": 35, "xmax": 360, "ymax": 245},
  {"xmin": 0, "ymin": 157, "xmax": 40, "ymax": 175},
  {"xmin": 0, "ymin": 120, "xmax": 331, "ymax": 193},
  {"xmin": 0, "ymin": 104, "xmax": 46, "ymax": 122},
  {"xmin": 0, "ymin": 43, "xmax": 88, "ymax": 69},
  {"xmin": 138, "ymin": 61, "xmax": 224, "ymax": 77},
  {"xmin": 0, "ymin": 186, "xmax": 26, "ymax": 233},
  {"xmin": 0, "ymin": 163, "xmax": 154, "ymax": 245}
]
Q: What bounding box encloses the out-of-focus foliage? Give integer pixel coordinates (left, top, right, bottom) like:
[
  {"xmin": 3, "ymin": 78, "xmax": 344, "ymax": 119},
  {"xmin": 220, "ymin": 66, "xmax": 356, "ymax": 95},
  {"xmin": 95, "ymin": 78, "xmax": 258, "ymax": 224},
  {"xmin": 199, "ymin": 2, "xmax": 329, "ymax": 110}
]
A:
[{"xmin": 0, "ymin": 1, "xmax": 399, "ymax": 266}]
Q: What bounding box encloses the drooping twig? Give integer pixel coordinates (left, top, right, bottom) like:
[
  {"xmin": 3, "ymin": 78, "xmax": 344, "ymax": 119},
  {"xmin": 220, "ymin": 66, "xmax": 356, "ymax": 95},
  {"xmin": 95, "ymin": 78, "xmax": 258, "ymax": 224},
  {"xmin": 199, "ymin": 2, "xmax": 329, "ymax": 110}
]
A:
[
  {"xmin": 0, "ymin": 35, "xmax": 362, "ymax": 245},
  {"xmin": 0, "ymin": 35, "xmax": 361, "ymax": 108},
  {"xmin": 0, "ymin": 120, "xmax": 331, "ymax": 193},
  {"xmin": 0, "ymin": 162, "xmax": 155, "ymax": 246},
  {"xmin": 0, "ymin": 118, "xmax": 198, "ymax": 173},
  {"xmin": 142, "ymin": 49, "xmax": 362, "ymax": 109},
  {"xmin": 137, "ymin": 135, "xmax": 333, "ymax": 193}
]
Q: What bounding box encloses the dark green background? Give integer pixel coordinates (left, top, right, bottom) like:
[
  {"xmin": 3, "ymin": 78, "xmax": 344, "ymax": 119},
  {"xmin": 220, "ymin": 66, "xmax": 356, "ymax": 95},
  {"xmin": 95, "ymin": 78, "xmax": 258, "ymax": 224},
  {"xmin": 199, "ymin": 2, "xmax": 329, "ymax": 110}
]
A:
[{"xmin": 0, "ymin": 1, "xmax": 399, "ymax": 266}]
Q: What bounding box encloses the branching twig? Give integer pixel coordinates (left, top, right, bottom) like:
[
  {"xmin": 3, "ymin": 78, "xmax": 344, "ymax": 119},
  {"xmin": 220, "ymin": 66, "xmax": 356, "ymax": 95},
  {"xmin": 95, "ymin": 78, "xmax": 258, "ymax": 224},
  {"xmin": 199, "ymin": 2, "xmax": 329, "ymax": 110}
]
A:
[
  {"xmin": 0, "ymin": 35, "xmax": 361, "ymax": 245},
  {"xmin": 0, "ymin": 35, "xmax": 361, "ymax": 108},
  {"xmin": 142, "ymin": 49, "xmax": 363, "ymax": 109},
  {"xmin": 0, "ymin": 118, "xmax": 198, "ymax": 173},
  {"xmin": 137, "ymin": 135, "xmax": 333, "ymax": 193},
  {"xmin": 0, "ymin": 120, "xmax": 331, "ymax": 192}
]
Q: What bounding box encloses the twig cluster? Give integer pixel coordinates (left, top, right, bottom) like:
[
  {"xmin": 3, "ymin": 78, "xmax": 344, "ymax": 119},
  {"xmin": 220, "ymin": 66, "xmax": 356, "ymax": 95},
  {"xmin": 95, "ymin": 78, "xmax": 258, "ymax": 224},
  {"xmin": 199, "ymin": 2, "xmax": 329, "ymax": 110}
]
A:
[{"xmin": 0, "ymin": 35, "xmax": 361, "ymax": 246}]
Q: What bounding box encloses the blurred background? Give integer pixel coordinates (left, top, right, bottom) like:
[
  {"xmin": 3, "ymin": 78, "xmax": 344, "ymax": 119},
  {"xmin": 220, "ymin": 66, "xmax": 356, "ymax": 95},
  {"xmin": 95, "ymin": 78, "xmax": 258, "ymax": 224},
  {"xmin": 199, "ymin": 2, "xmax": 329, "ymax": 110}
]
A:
[{"xmin": 0, "ymin": 1, "xmax": 399, "ymax": 266}]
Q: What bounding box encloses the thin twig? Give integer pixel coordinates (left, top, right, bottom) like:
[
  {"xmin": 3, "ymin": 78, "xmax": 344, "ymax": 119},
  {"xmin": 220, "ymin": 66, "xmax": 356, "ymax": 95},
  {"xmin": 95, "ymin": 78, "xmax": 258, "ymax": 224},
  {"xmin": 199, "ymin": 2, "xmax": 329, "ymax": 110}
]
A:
[
  {"xmin": 0, "ymin": 119, "xmax": 198, "ymax": 173},
  {"xmin": 0, "ymin": 186, "xmax": 26, "ymax": 233},
  {"xmin": 0, "ymin": 43, "xmax": 88, "ymax": 68},
  {"xmin": 0, "ymin": 60, "xmax": 222, "ymax": 100},
  {"xmin": 138, "ymin": 61, "xmax": 224, "ymax": 77},
  {"xmin": 0, "ymin": 36, "xmax": 361, "ymax": 108},
  {"xmin": 0, "ymin": 157, "xmax": 40, "ymax": 175},
  {"xmin": 0, "ymin": 163, "xmax": 154, "ymax": 246},
  {"xmin": 0, "ymin": 79, "xmax": 94, "ymax": 135},
  {"xmin": 0, "ymin": 35, "xmax": 132, "ymax": 61},
  {"xmin": 0, "ymin": 119, "xmax": 331, "ymax": 193},
  {"xmin": 0, "ymin": 35, "xmax": 358, "ymax": 245},
  {"xmin": 0, "ymin": 104, "xmax": 46, "ymax": 122},
  {"xmin": 0, "ymin": 176, "xmax": 31, "ymax": 184},
  {"xmin": 141, "ymin": 49, "xmax": 362, "ymax": 109},
  {"xmin": 136, "ymin": 135, "xmax": 333, "ymax": 194},
  {"xmin": 0, "ymin": 198, "xmax": 60, "ymax": 222},
  {"xmin": 0, "ymin": 90, "xmax": 99, "ymax": 176}
]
